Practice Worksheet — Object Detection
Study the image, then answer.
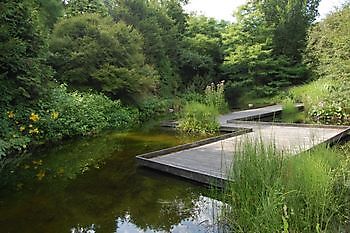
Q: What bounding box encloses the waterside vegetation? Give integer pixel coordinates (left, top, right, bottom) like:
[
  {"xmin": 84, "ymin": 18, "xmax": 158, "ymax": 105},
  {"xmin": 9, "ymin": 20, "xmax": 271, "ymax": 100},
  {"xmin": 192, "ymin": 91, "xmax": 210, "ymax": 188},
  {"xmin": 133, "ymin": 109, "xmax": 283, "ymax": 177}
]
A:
[
  {"xmin": 1, "ymin": 0, "xmax": 350, "ymax": 232},
  {"xmin": 218, "ymin": 141, "xmax": 350, "ymax": 233}
]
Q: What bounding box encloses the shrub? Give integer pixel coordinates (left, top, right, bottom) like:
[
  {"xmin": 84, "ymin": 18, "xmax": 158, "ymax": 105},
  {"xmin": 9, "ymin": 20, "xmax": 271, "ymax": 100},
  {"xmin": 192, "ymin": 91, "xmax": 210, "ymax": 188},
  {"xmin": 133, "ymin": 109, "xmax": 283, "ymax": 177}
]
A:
[
  {"xmin": 297, "ymin": 5, "xmax": 350, "ymax": 126},
  {"xmin": 0, "ymin": 85, "xmax": 139, "ymax": 158},
  {"xmin": 0, "ymin": 0, "xmax": 52, "ymax": 106},
  {"xmin": 138, "ymin": 97, "xmax": 172, "ymax": 122},
  {"xmin": 309, "ymin": 100, "xmax": 350, "ymax": 125},
  {"xmin": 287, "ymin": 78, "xmax": 350, "ymax": 125},
  {"xmin": 177, "ymin": 102, "xmax": 220, "ymax": 135},
  {"xmin": 49, "ymin": 13, "xmax": 158, "ymax": 103}
]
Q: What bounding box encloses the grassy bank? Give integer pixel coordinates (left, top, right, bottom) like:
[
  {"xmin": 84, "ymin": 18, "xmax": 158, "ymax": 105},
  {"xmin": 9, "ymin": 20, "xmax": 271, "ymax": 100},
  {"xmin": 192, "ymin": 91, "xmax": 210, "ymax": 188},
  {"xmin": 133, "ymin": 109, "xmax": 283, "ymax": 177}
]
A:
[{"xmin": 217, "ymin": 140, "xmax": 350, "ymax": 232}]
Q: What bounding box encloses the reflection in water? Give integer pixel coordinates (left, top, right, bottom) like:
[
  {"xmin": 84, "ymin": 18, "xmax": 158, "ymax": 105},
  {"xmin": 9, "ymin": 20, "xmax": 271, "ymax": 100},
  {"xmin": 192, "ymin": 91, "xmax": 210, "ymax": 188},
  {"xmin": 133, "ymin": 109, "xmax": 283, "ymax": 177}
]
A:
[
  {"xmin": 114, "ymin": 196, "xmax": 223, "ymax": 233},
  {"xmin": 0, "ymin": 127, "xmax": 223, "ymax": 233},
  {"xmin": 68, "ymin": 196, "xmax": 223, "ymax": 233}
]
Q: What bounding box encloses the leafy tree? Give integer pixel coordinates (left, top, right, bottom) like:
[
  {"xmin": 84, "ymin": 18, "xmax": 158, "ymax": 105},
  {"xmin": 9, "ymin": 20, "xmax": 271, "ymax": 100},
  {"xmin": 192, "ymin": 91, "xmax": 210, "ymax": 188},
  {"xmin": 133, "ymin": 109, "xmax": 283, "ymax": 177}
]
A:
[
  {"xmin": 0, "ymin": 0, "xmax": 52, "ymax": 107},
  {"xmin": 221, "ymin": 0, "xmax": 311, "ymax": 102},
  {"xmin": 179, "ymin": 16, "xmax": 226, "ymax": 89},
  {"xmin": 304, "ymin": 3, "xmax": 350, "ymax": 112},
  {"xmin": 49, "ymin": 13, "xmax": 158, "ymax": 103},
  {"xmin": 256, "ymin": 0, "xmax": 321, "ymax": 61},
  {"xmin": 305, "ymin": 3, "xmax": 350, "ymax": 82},
  {"xmin": 113, "ymin": 0, "xmax": 187, "ymax": 95},
  {"xmin": 37, "ymin": 0, "xmax": 64, "ymax": 29},
  {"xmin": 64, "ymin": 0, "xmax": 109, "ymax": 17}
]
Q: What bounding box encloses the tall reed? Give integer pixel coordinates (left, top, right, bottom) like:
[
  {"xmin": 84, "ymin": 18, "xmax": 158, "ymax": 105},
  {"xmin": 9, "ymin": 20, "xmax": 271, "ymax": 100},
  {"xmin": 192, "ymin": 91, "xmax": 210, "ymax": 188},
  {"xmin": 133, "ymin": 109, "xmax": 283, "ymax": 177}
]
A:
[{"xmin": 218, "ymin": 141, "xmax": 350, "ymax": 233}]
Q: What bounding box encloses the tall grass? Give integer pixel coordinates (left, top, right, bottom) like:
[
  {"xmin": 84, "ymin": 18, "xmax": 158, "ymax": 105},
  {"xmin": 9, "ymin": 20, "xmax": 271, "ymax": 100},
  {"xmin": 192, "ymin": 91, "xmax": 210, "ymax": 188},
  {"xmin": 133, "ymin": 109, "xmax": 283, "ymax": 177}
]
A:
[
  {"xmin": 177, "ymin": 102, "xmax": 220, "ymax": 135},
  {"xmin": 205, "ymin": 81, "xmax": 229, "ymax": 114},
  {"xmin": 218, "ymin": 141, "xmax": 350, "ymax": 233},
  {"xmin": 281, "ymin": 99, "xmax": 305, "ymax": 123},
  {"xmin": 289, "ymin": 78, "xmax": 333, "ymax": 109}
]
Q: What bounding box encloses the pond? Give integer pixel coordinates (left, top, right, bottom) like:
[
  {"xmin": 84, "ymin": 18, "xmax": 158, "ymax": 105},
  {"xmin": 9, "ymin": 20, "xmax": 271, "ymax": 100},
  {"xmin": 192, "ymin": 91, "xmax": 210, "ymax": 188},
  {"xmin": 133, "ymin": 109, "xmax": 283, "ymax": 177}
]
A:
[{"xmin": 0, "ymin": 126, "xmax": 223, "ymax": 233}]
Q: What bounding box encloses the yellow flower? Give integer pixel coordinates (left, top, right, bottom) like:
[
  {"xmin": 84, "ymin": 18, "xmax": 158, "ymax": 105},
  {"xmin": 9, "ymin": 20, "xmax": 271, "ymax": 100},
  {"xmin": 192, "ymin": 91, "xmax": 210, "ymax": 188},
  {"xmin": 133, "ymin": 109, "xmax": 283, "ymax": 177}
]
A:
[
  {"xmin": 7, "ymin": 111, "xmax": 15, "ymax": 118},
  {"xmin": 29, "ymin": 128, "xmax": 39, "ymax": 134},
  {"xmin": 19, "ymin": 126, "xmax": 26, "ymax": 132},
  {"xmin": 32, "ymin": 160, "xmax": 43, "ymax": 166},
  {"xmin": 36, "ymin": 170, "xmax": 46, "ymax": 181},
  {"xmin": 29, "ymin": 124, "xmax": 33, "ymax": 128},
  {"xmin": 29, "ymin": 113, "xmax": 40, "ymax": 122},
  {"xmin": 51, "ymin": 111, "xmax": 59, "ymax": 120}
]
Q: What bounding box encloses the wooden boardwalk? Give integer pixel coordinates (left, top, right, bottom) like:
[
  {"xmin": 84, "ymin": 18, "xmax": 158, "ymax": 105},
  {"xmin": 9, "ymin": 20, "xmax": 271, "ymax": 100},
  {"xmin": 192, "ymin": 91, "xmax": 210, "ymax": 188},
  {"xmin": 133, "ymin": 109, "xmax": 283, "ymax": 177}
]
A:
[{"xmin": 137, "ymin": 105, "xmax": 350, "ymax": 186}]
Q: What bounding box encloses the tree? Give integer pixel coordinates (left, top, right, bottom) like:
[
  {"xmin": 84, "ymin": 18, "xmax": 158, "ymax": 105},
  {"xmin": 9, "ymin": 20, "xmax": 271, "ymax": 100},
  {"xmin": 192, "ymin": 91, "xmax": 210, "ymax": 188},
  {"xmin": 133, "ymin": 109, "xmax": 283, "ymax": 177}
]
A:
[
  {"xmin": 179, "ymin": 16, "xmax": 226, "ymax": 89},
  {"xmin": 113, "ymin": 0, "xmax": 187, "ymax": 95},
  {"xmin": 305, "ymin": 3, "xmax": 350, "ymax": 82},
  {"xmin": 0, "ymin": 0, "xmax": 52, "ymax": 107},
  {"xmin": 64, "ymin": 0, "xmax": 109, "ymax": 17},
  {"xmin": 49, "ymin": 14, "xmax": 158, "ymax": 103},
  {"xmin": 255, "ymin": 0, "xmax": 321, "ymax": 61},
  {"xmin": 221, "ymin": 0, "xmax": 309, "ymax": 102},
  {"xmin": 37, "ymin": 0, "xmax": 64, "ymax": 29}
]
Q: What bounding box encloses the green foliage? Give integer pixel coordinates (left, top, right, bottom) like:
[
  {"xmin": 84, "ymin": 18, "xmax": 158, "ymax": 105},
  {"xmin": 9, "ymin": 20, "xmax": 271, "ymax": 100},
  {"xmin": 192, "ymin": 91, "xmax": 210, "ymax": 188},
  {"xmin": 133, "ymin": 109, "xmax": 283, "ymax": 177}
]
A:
[
  {"xmin": 138, "ymin": 97, "xmax": 172, "ymax": 122},
  {"xmin": 221, "ymin": 0, "xmax": 315, "ymax": 102},
  {"xmin": 179, "ymin": 16, "xmax": 226, "ymax": 88},
  {"xmin": 220, "ymin": 142, "xmax": 350, "ymax": 232},
  {"xmin": 178, "ymin": 102, "xmax": 219, "ymax": 135},
  {"xmin": 289, "ymin": 78, "xmax": 333, "ymax": 108},
  {"xmin": 305, "ymin": 3, "xmax": 350, "ymax": 82},
  {"xmin": 309, "ymin": 101, "xmax": 349, "ymax": 125},
  {"xmin": 0, "ymin": 85, "xmax": 139, "ymax": 158},
  {"xmin": 291, "ymin": 4, "xmax": 350, "ymax": 125},
  {"xmin": 0, "ymin": 0, "xmax": 52, "ymax": 106},
  {"xmin": 281, "ymin": 99, "xmax": 304, "ymax": 123},
  {"xmin": 37, "ymin": 0, "xmax": 64, "ymax": 29},
  {"xmin": 284, "ymin": 147, "xmax": 349, "ymax": 232},
  {"xmin": 114, "ymin": 0, "xmax": 187, "ymax": 95},
  {"xmin": 49, "ymin": 13, "xmax": 158, "ymax": 102},
  {"xmin": 204, "ymin": 81, "xmax": 228, "ymax": 113},
  {"xmin": 64, "ymin": 0, "xmax": 109, "ymax": 17},
  {"xmin": 179, "ymin": 89, "xmax": 205, "ymax": 104},
  {"xmin": 257, "ymin": 0, "xmax": 321, "ymax": 61}
]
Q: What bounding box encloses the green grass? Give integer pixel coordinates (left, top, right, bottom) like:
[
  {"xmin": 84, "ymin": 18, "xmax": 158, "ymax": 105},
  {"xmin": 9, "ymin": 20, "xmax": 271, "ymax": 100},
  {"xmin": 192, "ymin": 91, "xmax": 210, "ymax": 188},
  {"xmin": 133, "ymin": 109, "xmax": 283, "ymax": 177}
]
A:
[
  {"xmin": 177, "ymin": 102, "xmax": 220, "ymax": 135},
  {"xmin": 289, "ymin": 78, "xmax": 334, "ymax": 110},
  {"xmin": 281, "ymin": 99, "xmax": 305, "ymax": 123},
  {"xmin": 217, "ymin": 140, "xmax": 350, "ymax": 233}
]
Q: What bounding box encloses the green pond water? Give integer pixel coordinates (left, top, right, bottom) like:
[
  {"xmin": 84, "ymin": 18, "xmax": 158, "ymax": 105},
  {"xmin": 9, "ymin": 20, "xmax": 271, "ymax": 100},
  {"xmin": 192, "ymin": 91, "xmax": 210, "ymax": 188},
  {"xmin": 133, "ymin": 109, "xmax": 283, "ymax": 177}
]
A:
[{"xmin": 0, "ymin": 127, "xmax": 223, "ymax": 233}]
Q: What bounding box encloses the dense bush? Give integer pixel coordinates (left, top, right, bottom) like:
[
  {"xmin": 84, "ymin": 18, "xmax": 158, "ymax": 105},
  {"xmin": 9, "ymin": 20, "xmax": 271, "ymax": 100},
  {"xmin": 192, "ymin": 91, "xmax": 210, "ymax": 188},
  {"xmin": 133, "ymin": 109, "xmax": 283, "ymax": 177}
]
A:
[
  {"xmin": 289, "ymin": 4, "xmax": 350, "ymax": 125},
  {"xmin": 177, "ymin": 102, "xmax": 219, "ymax": 135},
  {"xmin": 0, "ymin": 0, "xmax": 52, "ymax": 106},
  {"xmin": 138, "ymin": 97, "xmax": 173, "ymax": 122},
  {"xmin": 309, "ymin": 100, "xmax": 350, "ymax": 125},
  {"xmin": 49, "ymin": 13, "xmax": 158, "ymax": 103},
  {"xmin": 114, "ymin": 0, "xmax": 187, "ymax": 96},
  {"xmin": 0, "ymin": 85, "xmax": 139, "ymax": 158}
]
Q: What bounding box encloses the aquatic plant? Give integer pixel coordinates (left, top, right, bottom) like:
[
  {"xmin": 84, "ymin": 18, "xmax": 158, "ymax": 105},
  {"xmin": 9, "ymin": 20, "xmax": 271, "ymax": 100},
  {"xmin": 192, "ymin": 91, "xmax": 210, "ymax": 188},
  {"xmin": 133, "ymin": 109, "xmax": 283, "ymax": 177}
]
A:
[{"xmin": 177, "ymin": 102, "xmax": 220, "ymax": 135}]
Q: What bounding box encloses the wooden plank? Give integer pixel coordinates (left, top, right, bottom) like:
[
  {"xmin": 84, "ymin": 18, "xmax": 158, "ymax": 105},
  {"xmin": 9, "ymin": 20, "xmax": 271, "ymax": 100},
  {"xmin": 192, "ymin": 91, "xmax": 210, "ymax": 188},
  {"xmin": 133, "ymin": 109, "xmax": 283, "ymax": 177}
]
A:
[
  {"xmin": 136, "ymin": 105, "xmax": 349, "ymax": 187},
  {"xmin": 220, "ymin": 104, "xmax": 303, "ymax": 123}
]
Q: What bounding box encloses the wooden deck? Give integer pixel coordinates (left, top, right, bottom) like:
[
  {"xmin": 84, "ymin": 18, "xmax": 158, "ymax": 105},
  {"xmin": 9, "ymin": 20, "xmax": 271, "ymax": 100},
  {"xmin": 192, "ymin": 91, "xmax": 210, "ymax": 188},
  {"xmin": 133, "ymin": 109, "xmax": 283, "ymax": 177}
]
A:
[{"xmin": 137, "ymin": 105, "xmax": 350, "ymax": 187}]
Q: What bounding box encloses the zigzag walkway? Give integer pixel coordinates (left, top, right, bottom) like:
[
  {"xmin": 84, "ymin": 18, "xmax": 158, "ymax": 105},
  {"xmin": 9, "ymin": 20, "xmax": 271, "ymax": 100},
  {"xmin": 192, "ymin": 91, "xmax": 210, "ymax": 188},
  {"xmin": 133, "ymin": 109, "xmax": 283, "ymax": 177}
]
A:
[{"xmin": 137, "ymin": 105, "xmax": 350, "ymax": 187}]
